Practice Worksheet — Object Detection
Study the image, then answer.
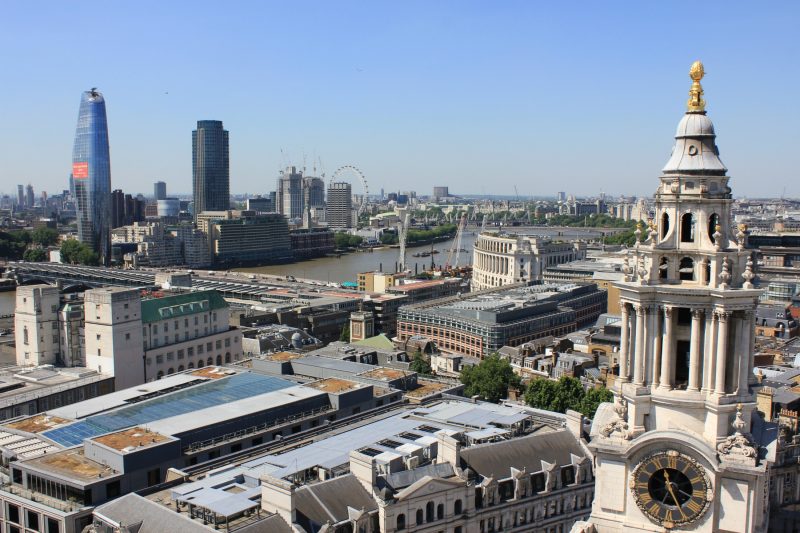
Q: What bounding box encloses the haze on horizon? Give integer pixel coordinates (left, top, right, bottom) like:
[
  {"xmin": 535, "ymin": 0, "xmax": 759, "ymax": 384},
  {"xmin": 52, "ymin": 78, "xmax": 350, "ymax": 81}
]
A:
[{"xmin": 1, "ymin": 1, "xmax": 798, "ymax": 199}]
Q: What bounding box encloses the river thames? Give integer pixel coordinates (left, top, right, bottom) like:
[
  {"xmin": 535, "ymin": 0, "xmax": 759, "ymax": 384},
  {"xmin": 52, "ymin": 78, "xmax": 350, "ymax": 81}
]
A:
[{"xmin": 234, "ymin": 226, "xmax": 608, "ymax": 284}]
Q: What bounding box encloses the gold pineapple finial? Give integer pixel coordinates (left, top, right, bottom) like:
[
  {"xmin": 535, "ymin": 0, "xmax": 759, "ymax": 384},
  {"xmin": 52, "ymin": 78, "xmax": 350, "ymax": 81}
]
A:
[{"xmin": 687, "ymin": 60, "xmax": 706, "ymax": 112}]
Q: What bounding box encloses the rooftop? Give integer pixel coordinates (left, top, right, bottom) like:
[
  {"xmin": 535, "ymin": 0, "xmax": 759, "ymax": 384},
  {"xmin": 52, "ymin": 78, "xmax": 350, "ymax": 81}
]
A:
[
  {"xmin": 141, "ymin": 290, "xmax": 228, "ymax": 324},
  {"xmin": 267, "ymin": 351, "xmax": 304, "ymax": 362},
  {"xmin": 359, "ymin": 367, "xmax": 406, "ymax": 380},
  {"xmin": 303, "ymin": 378, "xmax": 362, "ymax": 394},
  {"xmin": 92, "ymin": 427, "xmax": 171, "ymax": 452},
  {"xmin": 26, "ymin": 449, "xmax": 117, "ymax": 482},
  {"xmin": 405, "ymin": 379, "xmax": 454, "ymax": 399},
  {"xmin": 6, "ymin": 414, "xmax": 69, "ymax": 434}
]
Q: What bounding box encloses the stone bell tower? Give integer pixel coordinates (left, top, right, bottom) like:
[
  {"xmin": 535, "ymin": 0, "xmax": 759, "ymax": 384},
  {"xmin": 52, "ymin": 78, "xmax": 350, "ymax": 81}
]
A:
[{"xmin": 577, "ymin": 62, "xmax": 769, "ymax": 533}]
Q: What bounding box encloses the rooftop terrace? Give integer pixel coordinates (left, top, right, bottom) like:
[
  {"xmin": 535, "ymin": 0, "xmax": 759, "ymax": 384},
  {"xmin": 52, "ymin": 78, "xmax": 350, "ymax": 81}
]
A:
[{"xmin": 93, "ymin": 427, "xmax": 171, "ymax": 452}]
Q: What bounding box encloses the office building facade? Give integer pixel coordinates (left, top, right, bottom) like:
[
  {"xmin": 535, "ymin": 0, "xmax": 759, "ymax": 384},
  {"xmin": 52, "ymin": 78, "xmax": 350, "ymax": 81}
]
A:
[
  {"xmin": 153, "ymin": 180, "xmax": 167, "ymax": 200},
  {"xmin": 192, "ymin": 120, "xmax": 230, "ymax": 219},
  {"xmin": 72, "ymin": 89, "xmax": 112, "ymax": 264},
  {"xmin": 327, "ymin": 181, "xmax": 353, "ymax": 229}
]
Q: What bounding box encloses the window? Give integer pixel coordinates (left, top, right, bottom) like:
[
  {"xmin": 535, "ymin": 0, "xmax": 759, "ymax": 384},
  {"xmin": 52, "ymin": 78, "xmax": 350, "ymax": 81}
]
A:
[
  {"xmin": 8, "ymin": 503, "xmax": 20, "ymax": 524},
  {"xmin": 437, "ymin": 503, "xmax": 444, "ymax": 520},
  {"xmin": 147, "ymin": 468, "xmax": 160, "ymax": 487},
  {"xmin": 680, "ymin": 213, "xmax": 694, "ymax": 242},
  {"xmin": 661, "ymin": 212, "xmax": 670, "ymax": 239},
  {"xmin": 416, "ymin": 509, "xmax": 423, "ymax": 526},
  {"xmin": 46, "ymin": 517, "xmax": 60, "ymax": 533},
  {"xmin": 216, "ymin": 340, "xmax": 222, "ymax": 350},
  {"xmin": 198, "ymin": 344, "xmax": 204, "ymax": 354},
  {"xmin": 708, "ymin": 213, "xmax": 720, "ymax": 241},
  {"xmin": 157, "ymin": 371, "xmax": 164, "ymax": 379},
  {"xmin": 426, "ymin": 501, "xmax": 434, "ymax": 522},
  {"xmin": 679, "ymin": 257, "xmax": 695, "ymax": 281},
  {"xmin": 96, "ymin": 334, "xmax": 100, "ymax": 340},
  {"xmin": 397, "ymin": 514, "xmax": 406, "ymax": 530},
  {"xmin": 106, "ymin": 480, "xmax": 121, "ymax": 499},
  {"xmin": 188, "ymin": 347, "xmax": 194, "ymax": 356},
  {"xmin": 27, "ymin": 510, "xmax": 40, "ymax": 531},
  {"xmin": 216, "ymin": 355, "xmax": 222, "ymax": 365},
  {"xmin": 164, "ymin": 323, "xmax": 168, "ymax": 332},
  {"xmin": 156, "ymin": 355, "xmax": 164, "ymax": 364},
  {"xmin": 454, "ymin": 499, "xmax": 463, "ymax": 515},
  {"xmin": 230, "ymin": 443, "xmax": 242, "ymax": 453},
  {"xmin": 153, "ymin": 325, "xmax": 158, "ymax": 334},
  {"xmin": 252, "ymin": 436, "xmax": 263, "ymax": 446},
  {"xmin": 659, "ymin": 257, "xmax": 669, "ymax": 279},
  {"xmin": 125, "ymin": 333, "xmax": 130, "ymax": 340}
]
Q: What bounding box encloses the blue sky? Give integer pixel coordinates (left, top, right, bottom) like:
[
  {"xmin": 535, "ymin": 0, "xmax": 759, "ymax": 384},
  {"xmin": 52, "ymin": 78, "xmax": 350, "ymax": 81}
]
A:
[{"xmin": 2, "ymin": 1, "xmax": 798, "ymax": 199}]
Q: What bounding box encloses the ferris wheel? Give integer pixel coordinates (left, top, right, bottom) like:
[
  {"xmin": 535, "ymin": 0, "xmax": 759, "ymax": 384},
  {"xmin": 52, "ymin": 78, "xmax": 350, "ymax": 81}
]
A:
[{"xmin": 330, "ymin": 165, "xmax": 369, "ymax": 215}]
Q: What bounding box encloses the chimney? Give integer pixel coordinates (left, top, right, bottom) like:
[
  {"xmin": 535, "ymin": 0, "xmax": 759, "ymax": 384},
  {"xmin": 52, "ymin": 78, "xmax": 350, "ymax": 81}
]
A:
[
  {"xmin": 261, "ymin": 475, "xmax": 297, "ymax": 524},
  {"xmin": 437, "ymin": 433, "xmax": 461, "ymax": 467}
]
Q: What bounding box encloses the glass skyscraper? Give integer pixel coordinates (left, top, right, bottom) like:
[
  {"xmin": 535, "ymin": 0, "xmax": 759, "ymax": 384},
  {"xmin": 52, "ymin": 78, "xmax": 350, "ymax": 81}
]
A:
[
  {"xmin": 192, "ymin": 120, "xmax": 229, "ymax": 219},
  {"xmin": 72, "ymin": 88, "xmax": 112, "ymax": 264}
]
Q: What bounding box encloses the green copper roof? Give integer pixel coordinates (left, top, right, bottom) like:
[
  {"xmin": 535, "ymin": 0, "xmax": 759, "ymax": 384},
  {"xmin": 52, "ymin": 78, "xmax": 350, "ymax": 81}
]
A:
[
  {"xmin": 141, "ymin": 290, "xmax": 228, "ymax": 324},
  {"xmin": 352, "ymin": 334, "xmax": 395, "ymax": 350}
]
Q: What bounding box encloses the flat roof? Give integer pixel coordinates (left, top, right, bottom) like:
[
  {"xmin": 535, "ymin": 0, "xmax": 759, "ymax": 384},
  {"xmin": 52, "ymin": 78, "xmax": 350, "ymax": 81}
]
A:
[
  {"xmin": 26, "ymin": 449, "xmax": 117, "ymax": 483},
  {"xmin": 359, "ymin": 367, "xmax": 406, "ymax": 380},
  {"xmin": 6, "ymin": 414, "xmax": 70, "ymax": 434},
  {"xmin": 42, "ymin": 373, "xmax": 294, "ymax": 447},
  {"xmin": 92, "ymin": 427, "xmax": 171, "ymax": 452},
  {"xmin": 303, "ymin": 378, "xmax": 363, "ymax": 394},
  {"xmin": 146, "ymin": 385, "xmax": 324, "ymax": 436},
  {"xmin": 189, "ymin": 367, "xmax": 234, "ymax": 379},
  {"xmin": 267, "ymin": 351, "xmax": 304, "ymax": 362},
  {"xmin": 405, "ymin": 380, "xmax": 454, "ymax": 399}
]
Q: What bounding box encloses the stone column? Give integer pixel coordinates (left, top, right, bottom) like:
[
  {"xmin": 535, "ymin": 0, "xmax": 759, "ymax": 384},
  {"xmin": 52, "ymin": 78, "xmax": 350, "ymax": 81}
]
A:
[
  {"xmin": 715, "ymin": 311, "xmax": 731, "ymax": 395},
  {"xmin": 688, "ymin": 309, "xmax": 704, "ymax": 391},
  {"xmin": 746, "ymin": 310, "xmax": 757, "ymax": 386},
  {"xmin": 702, "ymin": 310, "xmax": 716, "ymax": 393},
  {"xmin": 619, "ymin": 302, "xmax": 630, "ymax": 382},
  {"xmin": 650, "ymin": 305, "xmax": 662, "ymax": 386},
  {"xmin": 633, "ymin": 304, "xmax": 646, "ymax": 386},
  {"xmin": 738, "ymin": 311, "xmax": 752, "ymax": 393},
  {"xmin": 659, "ymin": 306, "xmax": 674, "ymax": 389}
]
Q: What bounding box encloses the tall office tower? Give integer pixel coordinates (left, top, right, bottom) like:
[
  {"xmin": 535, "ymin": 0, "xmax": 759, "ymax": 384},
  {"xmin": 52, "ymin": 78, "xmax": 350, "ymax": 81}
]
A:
[
  {"xmin": 433, "ymin": 186, "xmax": 448, "ymax": 201},
  {"xmin": 327, "ymin": 182, "xmax": 353, "ymax": 230},
  {"xmin": 110, "ymin": 189, "xmax": 126, "ymax": 228},
  {"xmin": 580, "ymin": 62, "xmax": 768, "ymax": 533},
  {"xmin": 304, "ymin": 176, "xmax": 325, "ymax": 209},
  {"xmin": 72, "ymin": 88, "xmax": 112, "ymax": 264},
  {"xmin": 25, "ymin": 184, "xmax": 34, "ymax": 207},
  {"xmin": 276, "ymin": 166, "xmax": 304, "ymax": 219},
  {"xmin": 17, "ymin": 185, "xmax": 24, "ymax": 207},
  {"xmin": 192, "ymin": 120, "xmax": 230, "ymax": 220},
  {"xmin": 68, "ymin": 174, "xmax": 75, "ymax": 197},
  {"xmin": 154, "ymin": 180, "xmax": 167, "ymax": 200}
]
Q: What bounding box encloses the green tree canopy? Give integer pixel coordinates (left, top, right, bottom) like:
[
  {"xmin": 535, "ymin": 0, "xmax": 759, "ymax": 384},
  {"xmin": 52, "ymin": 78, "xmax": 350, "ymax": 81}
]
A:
[
  {"xmin": 524, "ymin": 376, "xmax": 613, "ymax": 418},
  {"xmin": 460, "ymin": 353, "xmax": 521, "ymax": 403},
  {"xmin": 334, "ymin": 233, "xmax": 363, "ymax": 249},
  {"xmin": 23, "ymin": 248, "xmax": 47, "ymax": 262},
  {"xmin": 409, "ymin": 351, "xmax": 432, "ymax": 375},
  {"xmin": 60, "ymin": 239, "xmax": 99, "ymax": 265},
  {"xmin": 339, "ymin": 323, "xmax": 350, "ymax": 342},
  {"xmin": 31, "ymin": 227, "xmax": 59, "ymax": 247}
]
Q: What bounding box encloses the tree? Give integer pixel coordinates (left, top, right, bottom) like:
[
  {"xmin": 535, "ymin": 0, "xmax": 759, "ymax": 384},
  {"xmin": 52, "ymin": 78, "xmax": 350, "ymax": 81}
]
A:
[
  {"xmin": 579, "ymin": 386, "xmax": 614, "ymax": 418},
  {"xmin": 410, "ymin": 351, "xmax": 432, "ymax": 375},
  {"xmin": 460, "ymin": 354, "xmax": 521, "ymax": 403},
  {"xmin": 524, "ymin": 378, "xmax": 559, "ymax": 411},
  {"xmin": 60, "ymin": 239, "xmax": 83, "ymax": 264},
  {"xmin": 75, "ymin": 247, "xmax": 99, "ymax": 266},
  {"xmin": 524, "ymin": 376, "xmax": 613, "ymax": 419},
  {"xmin": 339, "ymin": 324, "xmax": 350, "ymax": 342},
  {"xmin": 23, "ymin": 248, "xmax": 47, "ymax": 262},
  {"xmin": 31, "ymin": 227, "xmax": 59, "ymax": 247}
]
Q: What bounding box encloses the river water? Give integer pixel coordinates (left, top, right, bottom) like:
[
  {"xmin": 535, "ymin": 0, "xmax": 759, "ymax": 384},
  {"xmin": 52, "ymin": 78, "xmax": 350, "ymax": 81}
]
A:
[{"xmin": 235, "ymin": 226, "xmax": 607, "ymax": 284}]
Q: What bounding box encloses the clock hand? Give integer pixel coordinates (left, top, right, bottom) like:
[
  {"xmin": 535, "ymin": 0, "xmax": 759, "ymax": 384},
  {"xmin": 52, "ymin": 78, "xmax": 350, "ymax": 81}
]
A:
[{"xmin": 663, "ymin": 471, "xmax": 687, "ymax": 520}]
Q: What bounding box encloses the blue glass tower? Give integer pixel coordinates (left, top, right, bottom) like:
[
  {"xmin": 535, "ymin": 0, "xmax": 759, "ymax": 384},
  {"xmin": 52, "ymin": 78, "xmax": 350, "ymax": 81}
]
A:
[
  {"xmin": 72, "ymin": 88, "xmax": 112, "ymax": 264},
  {"xmin": 192, "ymin": 120, "xmax": 230, "ymax": 219}
]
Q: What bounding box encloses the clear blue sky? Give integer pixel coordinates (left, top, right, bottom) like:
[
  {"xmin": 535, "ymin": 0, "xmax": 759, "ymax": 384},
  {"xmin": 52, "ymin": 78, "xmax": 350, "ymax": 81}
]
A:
[{"xmin": 2, "ymin": 1, "xmax": 798, "ymax": 199}]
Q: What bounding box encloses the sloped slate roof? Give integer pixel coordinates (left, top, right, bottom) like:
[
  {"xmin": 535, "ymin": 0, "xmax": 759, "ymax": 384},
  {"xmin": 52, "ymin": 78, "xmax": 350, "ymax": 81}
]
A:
[
  {"xmin": 141, "ymin": 290, "xmax": 227, "ymax": 323},
  {"xmin": 295, "ymin": 474, "xmax": 377, "ymax": 529},
  {"xmin": 459, "ymin": 428, "xmax": 584, "ymax": 478}
]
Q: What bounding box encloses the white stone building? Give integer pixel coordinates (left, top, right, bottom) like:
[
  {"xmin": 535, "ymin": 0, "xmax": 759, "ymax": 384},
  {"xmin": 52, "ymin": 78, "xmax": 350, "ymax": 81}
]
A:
[
  {"xmin": 576, "ymin": 62, "xmax": 770, "ymax": 533},
  {"xmin": 472, "ymin": 233, "xmax": 587, "ymax": 291}
]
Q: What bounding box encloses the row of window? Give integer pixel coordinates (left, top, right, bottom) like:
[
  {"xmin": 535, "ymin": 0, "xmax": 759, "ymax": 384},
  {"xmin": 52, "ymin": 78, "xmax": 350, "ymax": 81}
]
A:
[{"xmin": 396, "ymin": 499, "xmax": 463, "ymax": 529}]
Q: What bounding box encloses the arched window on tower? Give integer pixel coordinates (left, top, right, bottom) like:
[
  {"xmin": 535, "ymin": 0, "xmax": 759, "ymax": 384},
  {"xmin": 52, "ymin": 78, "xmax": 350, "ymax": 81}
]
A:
[
  {"xmin": 679, "ymin": 257, "xmax": 695, "ymax": 281},
  {"xmin": 661, "ymin": 212, "xmax": 670, "ymax": 239},
  {"xmin": 659, "ymin": 257, "xmax": 669, "ymax": 279},
  {"xmin": 708, "ymin": 213, "xmax": 719, "ymax": 241},
  {"xmin": 681, "ymin": 213, "xmax": 694, "ymax": 242}
]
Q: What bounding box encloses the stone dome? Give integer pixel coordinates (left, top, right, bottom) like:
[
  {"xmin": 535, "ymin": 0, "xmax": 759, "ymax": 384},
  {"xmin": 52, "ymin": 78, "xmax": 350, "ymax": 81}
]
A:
[{"xmin": 675, "ymin": 112, "xmax": 715, "ymax": 138}]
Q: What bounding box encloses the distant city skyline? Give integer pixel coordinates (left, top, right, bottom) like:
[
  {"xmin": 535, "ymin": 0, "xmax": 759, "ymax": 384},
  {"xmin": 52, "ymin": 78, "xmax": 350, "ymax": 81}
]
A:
[{"xmin": 1, "ymin": 2, "xmax": 798, "ymax": 198}]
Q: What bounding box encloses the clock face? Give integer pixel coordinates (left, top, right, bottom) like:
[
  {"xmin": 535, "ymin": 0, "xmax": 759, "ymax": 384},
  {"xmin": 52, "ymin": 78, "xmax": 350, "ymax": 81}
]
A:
[{"xmin": 630, "ymin": 451, "xmax": 710, "ymax": 527}]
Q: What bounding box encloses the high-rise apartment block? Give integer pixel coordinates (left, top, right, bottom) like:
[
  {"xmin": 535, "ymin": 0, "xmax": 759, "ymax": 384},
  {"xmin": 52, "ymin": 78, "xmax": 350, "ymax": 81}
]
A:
[
  {"xmin": 275, "ymin": 167, "xmax": 325, "ymax": 220},
  {"xmin": 192, "ymin": 120, "xmax": 230, "ymax": 219},
  {"xmin": 72, "ymin": 88, "xmax": 112, "ymax": 264},
  {"xmin": 154, "ymin": 180, "xmax": 167, "ymax": 200},
  {"xmin": 25, "ymin": 184, "xmax": 34, "ymax": 208},
  {"xmin": 326, "ymin": 182, "xmax": 353, "ymax": 230},
  {"xmin": 16, "ymin": 184, "xmax": 24, "ymax": 207}
]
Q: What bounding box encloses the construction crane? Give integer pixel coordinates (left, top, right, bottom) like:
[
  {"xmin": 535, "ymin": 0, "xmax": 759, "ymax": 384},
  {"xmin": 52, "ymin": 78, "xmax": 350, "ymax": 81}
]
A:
[
  {"xmin": 397, "ymin": 208, "xmax": 410, "ymax": 272},
  {"xmin": 446, "ymin": 213, "xmax": 468, "ymax": 268}
]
